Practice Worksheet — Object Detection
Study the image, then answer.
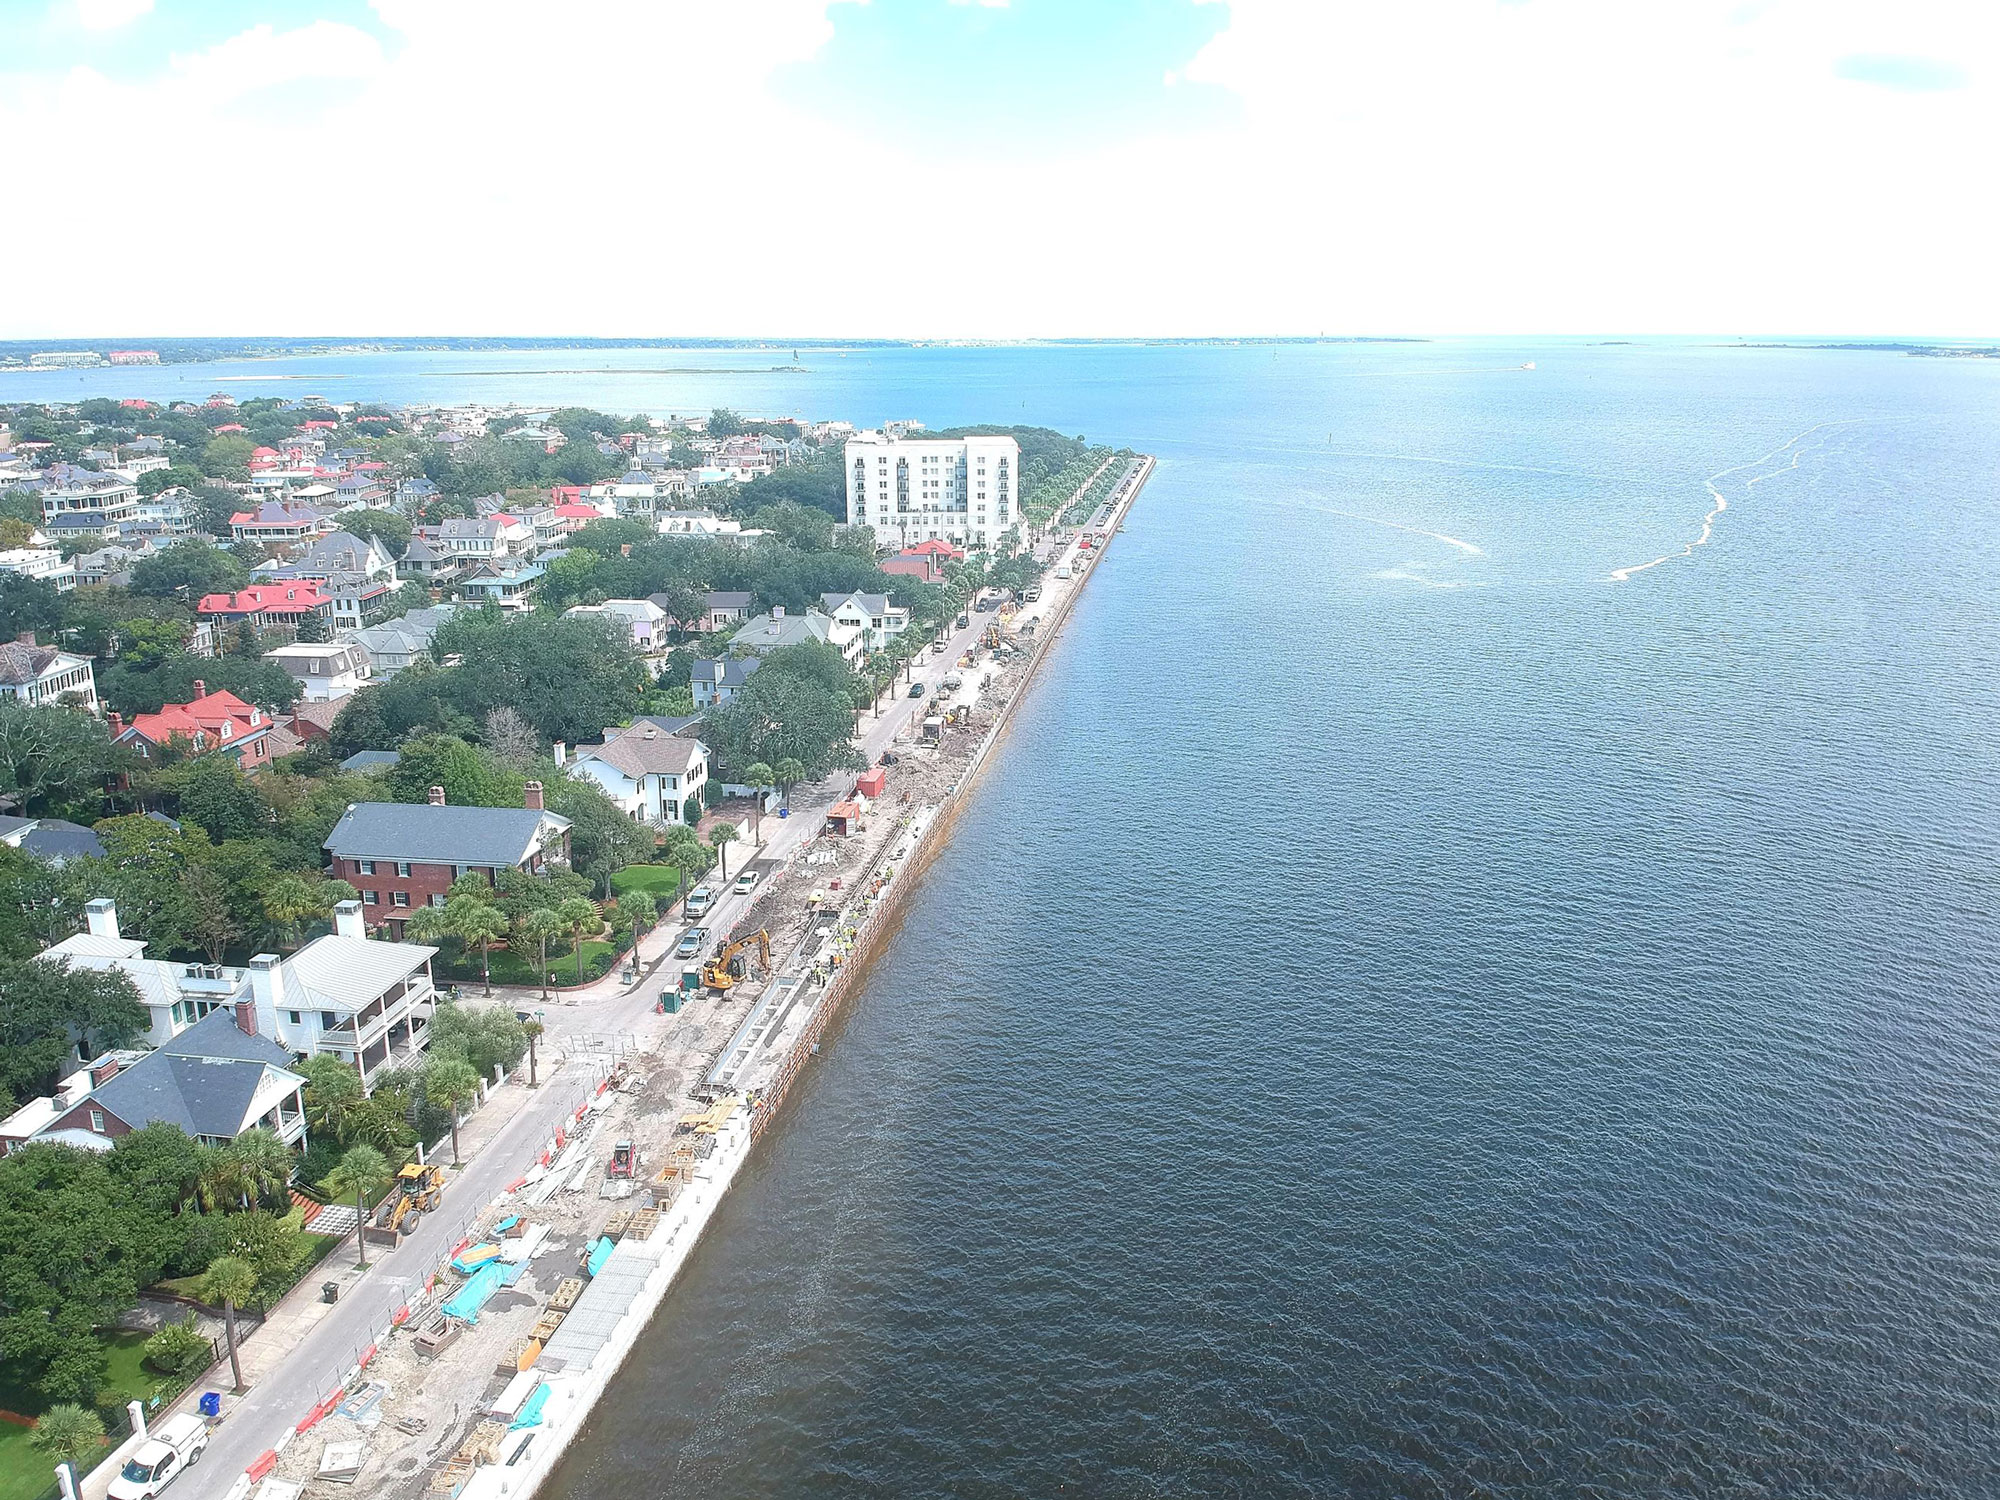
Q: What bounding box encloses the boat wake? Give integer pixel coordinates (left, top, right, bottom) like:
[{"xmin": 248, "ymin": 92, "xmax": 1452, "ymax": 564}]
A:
[
  {"xmin": 1308, "ymin": 502, "xmax": 1485, "ymax": 556},
  {"xmin": 1607, "ymin": 420, "xmax": 1865, "ymax": 584}
]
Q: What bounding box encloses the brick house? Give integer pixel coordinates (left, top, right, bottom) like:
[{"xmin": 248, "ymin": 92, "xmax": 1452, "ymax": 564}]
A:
[
  {"xmin": 323, "ymin": 784, "xmax": 572, "ymax": 936},
  {"xmin": 112, "ymin": 680, "xmax": 278, "ymax": 772}
]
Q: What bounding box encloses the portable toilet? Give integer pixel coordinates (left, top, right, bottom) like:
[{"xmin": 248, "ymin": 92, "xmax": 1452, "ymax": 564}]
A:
[{"xmin": 679, "ymin": 966, "xmax": 702, "ymax": 993}]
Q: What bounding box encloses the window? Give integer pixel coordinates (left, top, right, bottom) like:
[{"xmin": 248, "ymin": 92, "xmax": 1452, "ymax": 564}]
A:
[
  {"xmin": 89, "ymin": 1110, "xmax": 105, "ymax": 1132},
  {"xmin": 357, "ymin": 859, "xmax": 375, "ymax": 876},
  {"xmin": 321, "ymin": 1012, "xmax": 337, "ymax": 1029},
  {"xmin": 287, "ymin": 1011, "xmax": 302, "ymax": 1025},
  {"xmin": 430, "ymin": 894, "xmax": 446, "ymax": 908},
  {"xmin": 363, "ymin": 890, "xmax": 378, "ymax": 905},
  {"xmin": 393, "ymin": 891, "xmax": 410, "ymax": 907},
  {"xmin": 396, "ymin": 861, "xmax": 412, "ymax": 878}
]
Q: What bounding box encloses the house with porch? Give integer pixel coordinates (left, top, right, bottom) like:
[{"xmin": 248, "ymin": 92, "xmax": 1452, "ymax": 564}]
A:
[
  {"xmin": 0, "ymin": 632, "xmax": 98, "ymax": 712},
  {"xmin": 820, "ymin": 590, "xmax": 909, "ymax": 653},
  {"xmin": 112, "ymin": 681, "xmax": 277, "ymax": 771},
  {"xmin": 0, "ymin": 1011, "xmax": 309, "ymax": 1155}
]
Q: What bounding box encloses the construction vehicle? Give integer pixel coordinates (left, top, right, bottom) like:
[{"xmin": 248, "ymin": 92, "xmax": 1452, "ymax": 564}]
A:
[
  {"xmin": 608, "ymin": 1140, "xmax": 635, "ymax": 1178},
  {"xmin": 701, "ymin": 929, "xmax": 771, "ymax": 993},
  {"xmin": 372, "ymin": 1161, "xmax": 444, "ymax": 1238}
]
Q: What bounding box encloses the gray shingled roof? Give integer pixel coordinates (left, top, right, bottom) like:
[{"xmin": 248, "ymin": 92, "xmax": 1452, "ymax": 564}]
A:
[
  {"xmin": 20, "ymin": 820, "xmax": 105, "ymax": 864},
  {"xmin": 86, "ymin": 1012, "xmax": 300, "ymax": 1140},
  {"xmin": 324, "ymin": 801, "xmax": 571, "ymax": 866},
  {"xmin": 341, "ymin": 750, "xmax": 401, "ymax": 771},
  {"xmin": 165, "ymin": 1008, "xmax": 295, "ymax": 1067}
]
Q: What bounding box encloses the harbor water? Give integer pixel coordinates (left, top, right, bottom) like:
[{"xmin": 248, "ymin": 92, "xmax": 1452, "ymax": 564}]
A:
[{"xmin": 20, "ymin": 341, "xmax": 2000, "ymax": 1496}]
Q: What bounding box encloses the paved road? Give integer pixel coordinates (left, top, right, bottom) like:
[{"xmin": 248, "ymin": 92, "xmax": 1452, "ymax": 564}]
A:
[{"xmin": 180, "ymin": 606, "xmax": 997, "ymax": 1496}]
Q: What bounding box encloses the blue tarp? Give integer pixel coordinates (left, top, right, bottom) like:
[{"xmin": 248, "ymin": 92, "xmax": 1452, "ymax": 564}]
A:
[
  {"xmin": 493, "ymin": 1214, "xmax": 519, "ymax": 1235},
  {"xmin": 440, "ymin": 1258, "xmax": 527, "ymax": 1324},
  {"xmin": 584, "ymin": 1236, "xmax": 614, "ymax": 1277},
  {"xmin": 450, "ymin": 1243, "xmax": 502, "ymax": 1275},
  {"xmin": 509, "ymin": 1384, "xmax": 551, "ymax": 1430}
]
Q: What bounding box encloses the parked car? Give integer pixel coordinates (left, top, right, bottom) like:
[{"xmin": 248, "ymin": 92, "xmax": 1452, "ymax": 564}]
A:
[
  {"xmin": 684, "ymin": 885, "xmax": 713, "ymax": 918},
  {"xmin": 908, "ymin": 682, "xmax": 927, "ymax": 698},
  {"xmin": 109, "ymin": 1415, "xmax": 208, "ymax": 1500},
  {"xmin": 675, "ymin": 927, "xmax": 708, "ymax": 959},
  {"xmin": 955, "ymin": 614, "xmax": 969, "ymax": 629},
  {"xmin": 734, "ymin": 870, "xmax": 759, "ymax": 895}
]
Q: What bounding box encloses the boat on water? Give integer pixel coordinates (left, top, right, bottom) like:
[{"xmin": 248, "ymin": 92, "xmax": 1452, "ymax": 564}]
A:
[{"xmin": 1521, "ymin": 361, "xmax": 1536, "ymax": 370}]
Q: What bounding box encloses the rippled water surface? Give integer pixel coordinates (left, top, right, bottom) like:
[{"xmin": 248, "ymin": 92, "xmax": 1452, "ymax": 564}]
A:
[{"xmin": 56, "ymin": 342, "xmax": 2000, "ymax": 1496}]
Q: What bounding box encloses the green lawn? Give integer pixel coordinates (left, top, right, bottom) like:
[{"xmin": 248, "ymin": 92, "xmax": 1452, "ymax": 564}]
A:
[
  {"xmin": 609, "ymin": 864, "xmax": 686, "ymax": 900},
  {"xmin": 438, "ymin": 940, "xmax": 620, "ymax": 991},
  {"xmin": 0, "ymin": 1419, "xmax": 62, "ymax": 1500}
]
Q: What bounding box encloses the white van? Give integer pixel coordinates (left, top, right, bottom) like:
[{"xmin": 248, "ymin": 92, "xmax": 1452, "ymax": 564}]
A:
[{"xmin": 1054, "ymin": 565, "xmax": 1072, "ymax": 580}]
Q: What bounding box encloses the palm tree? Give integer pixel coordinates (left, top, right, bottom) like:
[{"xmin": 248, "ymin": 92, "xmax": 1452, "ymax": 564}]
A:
[
  {"xmin": 299, "ymin": 1054, "xmax": 364, "ymax": 1140},
  {"xmin": 199, "ymin": 1255, "xmax": 258, "ymax": 1393},
  {"xmin": 423, "ymin": 1056, "xmax": 482, "ymax": 1164},
  {"xmin": 516, "ymin": 909, "xmax": 565, "ymax": 999},
  {"xmin": 227, "ymin": 1127, "xmax": 292, "ymax": 1211},
  {"xmin": 773, "ymin": 757, "xmax": 804, "ymax": 806},
  {"xmin": 449, "ymin": 898, "xmax": 507, "ymax": 997},
  {"xmin": 401, "ymin": 903, "xmax": 452, "ymax": 950},
  {"xmin": 261, "ymin": 873, "xmax": 325, "ymax": 951},
  {"xmin": 31, "ymin": 1404, "xmax": 105, "ymax": 1474},
  {"xmin": 521, "ymin": 1016, "xmax": 545, "ymax": 1087},
  {"xmin": 557, "ymin": 897, "xmax": 598, "ymax": 984},
  {"xmin": 741, "ymin": 762, "xmax": 774, "ymax": 842},
  {"xmin": 324, "ymin": 1143, "xmax": 392, "ymax": 1271},
  {"xmin": 195, "ymin": 1143, "xmax": 246, "ymax": 1212},
  {"xmin": 709, "ymin": 822, "xmax": 739, "ymax": 882}
]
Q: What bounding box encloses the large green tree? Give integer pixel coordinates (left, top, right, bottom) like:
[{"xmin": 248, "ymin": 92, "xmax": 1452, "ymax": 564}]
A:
[
  {"xmin": 0, "ymin": 957, "xmax": 149, "ymax": 1107},
  {"xmin": 129, "ymin": 539, "xmax": 250, "ymax": 600},
  {"xmin": 0, "ymin": 701, "xmax": 127, "ymax": 816}
]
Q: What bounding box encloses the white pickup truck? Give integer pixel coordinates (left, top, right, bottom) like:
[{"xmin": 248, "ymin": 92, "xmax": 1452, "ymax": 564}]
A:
[{"xmin": 108, "ymin": 1414, "xmax": 208, "ymax": 1500}]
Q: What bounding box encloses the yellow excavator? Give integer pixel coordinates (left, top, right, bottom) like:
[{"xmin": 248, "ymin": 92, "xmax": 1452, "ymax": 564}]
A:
[{"xmin": 701, "ymin": 929, "xmax": 771, "ymax": 994}]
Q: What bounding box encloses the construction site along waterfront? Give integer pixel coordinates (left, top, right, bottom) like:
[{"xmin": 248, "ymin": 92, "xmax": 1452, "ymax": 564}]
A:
[{"xmin": 178, "ymin": 453, "xmax": 1154, "ymax": 1500}]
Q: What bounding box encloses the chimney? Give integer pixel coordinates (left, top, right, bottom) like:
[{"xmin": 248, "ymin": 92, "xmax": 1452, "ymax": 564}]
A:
[
  {"xmin": 84, "ymin": 897, "xmax": 120, "ymax": 940},
  {"xmin": 332, "ymin": 899, "xmax": 364, "ymax": 940},
  {"xmin": 14, "ymin": 632, "xmax": 33, "ymax": 647},
  {"xmin": 428, "ymin": 785, "xmax": 446, "ymax": 805},
  {"xmin": 524, "ymin": 780, "xmax": 544, "ymax": 811},
  {"xmin": 552, "ymin": 740, "xmax": 567, "ymax": 766},
  {"xmin": 246, "ymin": 955, "xmax": 280, "ymax": 1040},
  {"xmin": 192, "ymin": 679, "xmax": 207, "ymax": 699},
  {"xmin": 107, "ymin": 711, "xmax": 124, "ymax": 736},
  {"xmin": 90, "ymin": 1057, "xmax": 121, "ymax": 1087},
  {"xmin": 772, "ymin": 605, "xmax": 785, "ymax": 619}
]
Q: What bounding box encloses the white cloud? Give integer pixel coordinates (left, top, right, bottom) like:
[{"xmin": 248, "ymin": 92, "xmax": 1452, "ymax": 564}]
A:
[
  {"xmin": 1, "ymin": 0, "xmax": 1996, "ymax": 337},
  {"xmin": 71, "ymin": 0, "xmax": 152, "ymax": 31}
]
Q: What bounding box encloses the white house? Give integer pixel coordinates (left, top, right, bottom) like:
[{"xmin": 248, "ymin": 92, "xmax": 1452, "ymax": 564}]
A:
[
  {"xmin": 264, "ymin": 640, "xmax": 371, "ymax": 702},
  {"xmin": 844, "ymin": 430, "xmax": 1021, "ymax": 549},
  {"xmin": 730, "ymin": 606, "xmax": 860, "ymax": 664},
  {"xmin": 35, "ymin": 898, "xmax": 436, "ymax": 1090},
  {"xmin": 0, "ymin": 546, "xmax": 76, "ymax": 592},
  {"xmin": 820, "ymin": 590, "xmax": 909, "ymax": 653},
  {"xmin": 566, "ymin": 723, "xmax": 709, "ymax": 825},
  {"xmin": 0, "ymin": 632, "xmax": 97, "ymax": 711}
]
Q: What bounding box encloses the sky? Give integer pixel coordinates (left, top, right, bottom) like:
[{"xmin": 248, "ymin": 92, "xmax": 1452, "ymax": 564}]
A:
[{"xmin": 1, "ymin": 0, "xmax": 1995, "ymax": 338}]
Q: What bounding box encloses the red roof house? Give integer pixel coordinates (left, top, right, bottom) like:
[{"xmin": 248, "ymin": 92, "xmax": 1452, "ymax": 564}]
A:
[
  {"xmin": 198, "ymin": 582, "xmax": 331, "ymax": 626},
  {"xmin": 112, "ymin": 682, "xmax": 276, "ymax": 771}
]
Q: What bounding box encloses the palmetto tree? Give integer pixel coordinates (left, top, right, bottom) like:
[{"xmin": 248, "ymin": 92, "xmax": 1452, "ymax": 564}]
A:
[
  {"xmin": 199, "ymin": 1255, "xmax": 258, "ymax": 1392},
  {"xmin": 521, "ymin": 1015, "xmax": 545, "ymax": 1087},
  {"xmin": 195, "ymin": 1143, "xmax": 246, "ymax": 1212},
  {"xmin": 324, "ymin": 1143, "xmax": 392, "ymax": 1271},
  {"xmin": 298, "ymin": 1055, "xmax": 364, "ymax": 1140},
  {"xmin": 401, "ymin": 903, "xmax": 451, "ymax": 949},
  {"xmin": 741, "ymin": 762, "xmax": 774, "ymax": 842},
  {"xmin": 422, "ymin": 1055, "xmax": 482, "ymax": 1165},
  {"xmin": 773, "ymin": 757, "xmax": 804, "ymax": 805},
  {"xmin": 557, "ymin": 897, "xmax": 598, "ymax": 984},
  {"xmin": 450, "ymin": 898, "xmax": 508, "ymax": 997},
  {"xmin": 31, "ymin": 1404, "xmax": 105, "ymax": 1474},
  {"xmin": 227, "ymin": 1126, "xmax": 293, "ymax": 1210},
  {"xmin": 516, "ymin": 908, "xmax": 566, "ymax": 999},
  {"xmin": 261, "ymin": 874, "xmax": 325, "ymax": 951},
  {"xmin": 709, "ymin": 822, "xmax": 739, "ymax": 883}
]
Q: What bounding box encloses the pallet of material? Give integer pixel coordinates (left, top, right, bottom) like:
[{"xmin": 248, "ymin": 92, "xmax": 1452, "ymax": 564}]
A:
[
  {"xmin": 430, "ymin": 1458, "xmax": 473, "ymax": 1494},
  {"xmin": 602, "ymin": 1209, "xmax": 633, "ymax": 1241},
  {"xmin": 627, "ymin": 1208, "xmax": 661, "ymax": 1242},
  {"xmin": 549, "ymin": 1278, "xmax": 585, "ymax": 1311},
  {"xmin": 529, "ymin": 1309, "xmax": 565, "ymax": 1342},
  {"xmin": 457, "ymin": 1420, "xmax": 507, "ymax": 1465}
]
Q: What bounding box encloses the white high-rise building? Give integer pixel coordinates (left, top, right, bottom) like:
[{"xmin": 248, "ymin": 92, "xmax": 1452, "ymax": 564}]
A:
[{"xmin": 844, "ymin": 431, "xmax": 1021, "ymax": 550}]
